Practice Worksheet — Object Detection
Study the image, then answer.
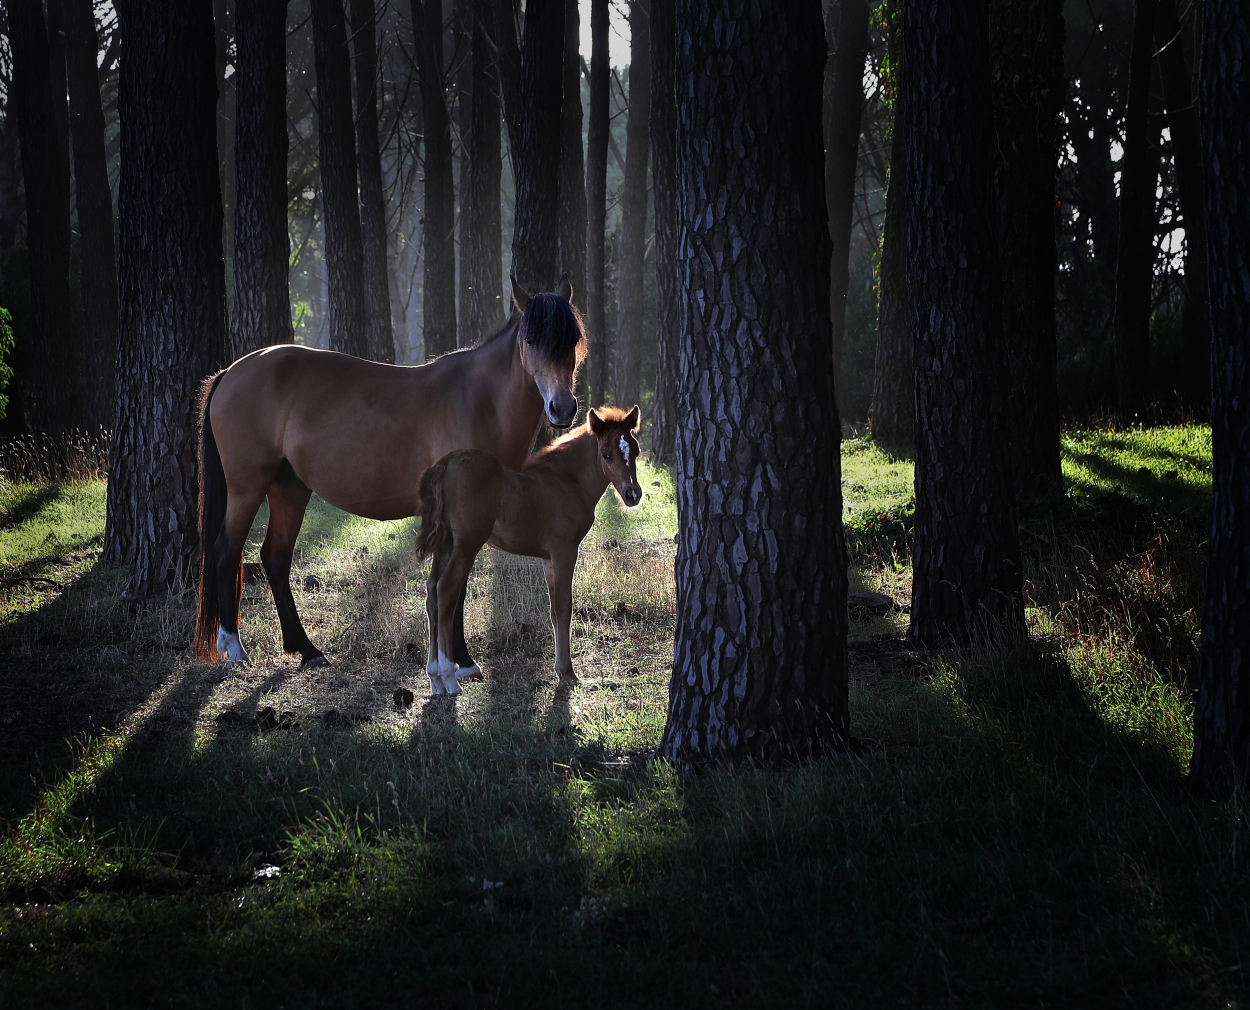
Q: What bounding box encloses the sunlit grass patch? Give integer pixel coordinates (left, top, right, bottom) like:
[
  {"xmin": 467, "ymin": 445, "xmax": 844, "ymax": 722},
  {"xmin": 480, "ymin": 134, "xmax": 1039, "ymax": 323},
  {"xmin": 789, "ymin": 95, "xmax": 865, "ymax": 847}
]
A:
[{"xmin": 1062, "ymin": 423, "xmax": 1212, "ymax": 512}]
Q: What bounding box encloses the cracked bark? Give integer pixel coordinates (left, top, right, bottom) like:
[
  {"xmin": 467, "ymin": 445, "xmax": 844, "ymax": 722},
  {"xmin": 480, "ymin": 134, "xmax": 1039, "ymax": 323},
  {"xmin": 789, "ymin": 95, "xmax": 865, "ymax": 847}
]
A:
[
  {"xmin": 658, "ymin": 0, "xmax": 849, "ymax": 764},
  {"xmin": 904, "ymin": 0, "xmax": 1025, "ymax": 647},
  {"xmin": 584, "ymin": 0, "xmax": 610, "ymax": 403},
  {"xmin": 231, "ymin": 0, "xmax": 292, "ymax": 359},
  {"xmin": 106, "ymin": 0, "xmax": 227, "ymax": 594}
]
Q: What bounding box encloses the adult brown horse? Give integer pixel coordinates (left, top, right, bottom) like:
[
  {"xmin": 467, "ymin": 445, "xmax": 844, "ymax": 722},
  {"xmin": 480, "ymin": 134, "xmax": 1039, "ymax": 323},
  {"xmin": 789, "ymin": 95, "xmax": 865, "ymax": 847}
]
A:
[{"xmin": 193, "ymin": 276, "xmax": 585, "ymax": 673}]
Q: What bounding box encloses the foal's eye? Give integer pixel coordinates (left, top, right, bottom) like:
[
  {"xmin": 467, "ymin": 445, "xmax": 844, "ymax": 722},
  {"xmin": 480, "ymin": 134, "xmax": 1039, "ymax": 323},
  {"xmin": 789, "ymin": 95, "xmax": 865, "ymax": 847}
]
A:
[{"xmin": 602, "ymin": 452, "xmax": 611, "ymax": 460}]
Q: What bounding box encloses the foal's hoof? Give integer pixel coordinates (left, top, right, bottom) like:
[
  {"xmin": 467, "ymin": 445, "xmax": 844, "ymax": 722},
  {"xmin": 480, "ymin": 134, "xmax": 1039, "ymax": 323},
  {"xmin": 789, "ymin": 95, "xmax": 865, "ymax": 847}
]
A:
[
  {"xmin": 456, "ymin": 663, "xmax": 485, "ymax": 683},
  {"xmin": 300, "ymin": 653, "xmax": 330, "ymax": 671}
]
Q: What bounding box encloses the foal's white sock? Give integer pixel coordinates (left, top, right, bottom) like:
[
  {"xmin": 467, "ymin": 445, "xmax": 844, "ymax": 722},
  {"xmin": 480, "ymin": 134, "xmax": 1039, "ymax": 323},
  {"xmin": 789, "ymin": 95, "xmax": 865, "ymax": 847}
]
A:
[{"xmin": 217, "ymin": 627, "xmax": 251, "ymax": 665}]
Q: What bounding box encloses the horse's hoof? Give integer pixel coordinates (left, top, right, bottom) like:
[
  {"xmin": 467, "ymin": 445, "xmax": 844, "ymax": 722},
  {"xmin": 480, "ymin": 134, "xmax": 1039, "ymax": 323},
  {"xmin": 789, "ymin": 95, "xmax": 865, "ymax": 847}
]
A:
[
  {"xmin": 559, "ymin": 671, "xmax": 580, "ymax": 687},
  {"xmin": 429, "ymin": 674, "xmax": 446, "ymax": 696},
  {"xmin": 456, "ymin": 663, "xmax": 484, "ymax": 682},
  {"xmin": 300, "ymin": 654, "xmax": 330, "ymax": 670},
  {"xmin": 442, "ymin": 675, "xmax": 462, "ymax": 696}
]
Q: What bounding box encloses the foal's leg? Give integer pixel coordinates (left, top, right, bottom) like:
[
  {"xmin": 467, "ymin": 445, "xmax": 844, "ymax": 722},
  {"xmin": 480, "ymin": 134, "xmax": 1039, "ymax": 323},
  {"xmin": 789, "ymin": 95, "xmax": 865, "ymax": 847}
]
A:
[
  {"xmin": 451, "ymin": 582, "xmax": 482, "ymax": 681},
  {"xmin": 260, "ymin": 476, "xmax": 327, "ymax": 669},
  {"xmin": 213, "ymin": 486, "xmax": 268, "ymax": 664},
  {"xmin": 425, "ymin": 552, "xmax": 445, "ymax": 694},
  {"xmin": 435, "ymin": 546, "xmax": 477, "ymax": 696},
  {"xmin": 545, "ymin": 549, "xmax": 579, "ymax": 686}
]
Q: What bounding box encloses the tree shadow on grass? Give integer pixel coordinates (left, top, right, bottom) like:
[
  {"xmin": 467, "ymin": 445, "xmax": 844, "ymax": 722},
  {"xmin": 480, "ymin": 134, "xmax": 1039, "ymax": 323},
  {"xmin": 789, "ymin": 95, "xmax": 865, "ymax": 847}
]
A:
[{"xmin": 0, "ymin": 481, "xmax": 64, "ymax": 531}]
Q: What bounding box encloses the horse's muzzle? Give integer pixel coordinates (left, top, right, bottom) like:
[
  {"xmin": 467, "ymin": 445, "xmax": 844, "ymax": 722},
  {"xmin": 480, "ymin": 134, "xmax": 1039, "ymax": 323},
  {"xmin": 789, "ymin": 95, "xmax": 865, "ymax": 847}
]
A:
[{"xmin": 546, "ymin": 396, "xmax": 578, "ymax": 429}]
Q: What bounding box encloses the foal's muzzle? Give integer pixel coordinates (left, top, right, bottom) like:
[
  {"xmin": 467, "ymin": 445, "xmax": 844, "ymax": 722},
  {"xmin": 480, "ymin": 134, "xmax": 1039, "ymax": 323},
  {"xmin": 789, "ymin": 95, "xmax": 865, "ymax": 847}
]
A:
[{"xmin": 620, "ymin": 483, "xmax": 642, "ymax": 507}]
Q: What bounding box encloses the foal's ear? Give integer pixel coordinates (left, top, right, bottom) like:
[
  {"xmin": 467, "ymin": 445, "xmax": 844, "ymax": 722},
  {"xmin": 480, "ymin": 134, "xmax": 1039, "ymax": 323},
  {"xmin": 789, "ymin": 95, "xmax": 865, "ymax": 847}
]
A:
[
  {"xmin": 510, "ymin": 274, "xmax": 531, "ymax": 313},
  {"xmin": 557, "ymin": 272, "xmax": 574, "ymax": 303},
  {"xmin": 625, "ymin": 405, "xmax": 640, "ymax": 431},
  {"xmin": 588, "ymin": 408, "xmax": 606, "ymax": 434}
]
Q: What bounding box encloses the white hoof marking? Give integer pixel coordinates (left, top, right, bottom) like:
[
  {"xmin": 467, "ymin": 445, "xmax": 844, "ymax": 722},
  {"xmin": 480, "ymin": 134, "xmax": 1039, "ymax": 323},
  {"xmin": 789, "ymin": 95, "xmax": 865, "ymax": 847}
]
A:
[
  {"xmin": 456, "ymin": 663, "xmax": 483, "ymax": 682},
  {"xmin": 217, "ymin": 627, "xmax": 251, "ymax": 665}
]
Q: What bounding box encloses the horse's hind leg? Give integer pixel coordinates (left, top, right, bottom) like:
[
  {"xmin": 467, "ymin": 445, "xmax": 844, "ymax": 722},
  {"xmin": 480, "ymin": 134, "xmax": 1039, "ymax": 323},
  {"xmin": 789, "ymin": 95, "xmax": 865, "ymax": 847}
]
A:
[
  {"xmin": 261, "ymin": 474, "xmax": 327, "ymax": 669},
  {"xmin": 213, "ymin": 486, "xmax": 268, "ymax": 664}
]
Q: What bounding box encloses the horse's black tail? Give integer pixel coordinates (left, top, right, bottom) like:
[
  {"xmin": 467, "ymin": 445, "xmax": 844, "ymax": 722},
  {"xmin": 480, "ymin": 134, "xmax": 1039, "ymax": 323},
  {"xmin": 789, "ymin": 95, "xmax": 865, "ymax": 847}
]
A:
[
  {"xmin": 194, "ymin": 370, "xmax": 233, "ymax": 661},
  {"xmin": 415, "ymin": 459, "xmax": 450, "ymax": 564}
]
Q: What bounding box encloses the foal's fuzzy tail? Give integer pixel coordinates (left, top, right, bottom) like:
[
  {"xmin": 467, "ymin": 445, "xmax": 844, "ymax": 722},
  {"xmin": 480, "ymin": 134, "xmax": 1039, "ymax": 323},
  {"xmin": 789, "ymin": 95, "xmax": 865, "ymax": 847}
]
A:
[
  {"xmin": 193, "ymin": 370, "xmax": 236, "ymax": 662},
  {"xmin": 415, "ymin": 459, "xmax": 450, "ymax": 564}
]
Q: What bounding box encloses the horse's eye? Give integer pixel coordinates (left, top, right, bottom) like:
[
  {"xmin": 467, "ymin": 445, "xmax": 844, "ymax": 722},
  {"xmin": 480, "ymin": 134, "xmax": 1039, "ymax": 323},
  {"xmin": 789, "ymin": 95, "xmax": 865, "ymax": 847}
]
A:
[{"xmin": 602, "ymin": 452, "xmax": 610, "ymax": 460}]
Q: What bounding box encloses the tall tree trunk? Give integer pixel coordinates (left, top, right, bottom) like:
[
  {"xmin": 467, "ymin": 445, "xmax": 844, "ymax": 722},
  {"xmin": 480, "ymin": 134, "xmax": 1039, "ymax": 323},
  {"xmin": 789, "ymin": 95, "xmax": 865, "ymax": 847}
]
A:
[
  {"xmin": 989, "ymin": 0, "xmax": 1065, "ymax": 504},
  {"xmin": 9, "ymin": 0, "xmax": 81, "ymax": 436},
  {"xmin": 904, "ymin": 0, "xmax": 1025, "ymax": 647},
  {"xmin": 1112, "ymin": 0, "xmax": 1159, "ymax": 418},
  {"xmin": 584, "ymin": 0, "xmax": 610, "ymax": 404},
  {"xmin": 649, "ymin": 0, "xmax": 678, "ymax": 465},
  {"xmin": 1188, "ymin": 0, "xmax": 1250, "ymax": 799},
  {"xmin": 213, "ymin": 0, "xmax": 236, "ymax": 322},
  {"xmin": 557, "ymin": 0, "xmax": 586, "ymax": 307},
  {"xmin": 827, "ymin": 0, "xmax": 869, "ymax": 392},
  {"xmin": 658, "ymin": 0, "xmax": 848, "ymax": 764},
  {"xmin": 414, "ymin": 0, "xmax": 458, "ymax": 356},
  {"xmin": 614, "ymin": 0, "xmax": 651, "ymax": 411},
  {"xmin": 312, "ymin": 0, "xmax": 369, "ymax": 357},
  {"xmin": 351, "ymin": 0, "xmax": 396, "ymax": 362},
  {"xmin": 510, "ymin": 0, "xmax": 564, "ymax": 294},
  {"xmin": 1156, "ymin": 0, "xmax": 1209, "ymax": 413},
  {"xmin": 455, "ymin": 0, "xmax": 474, "ymax": 340},
  {"xmin": 106, "ymin": 0, "xmax": 227, "ymax": 592},
  {"xmin": 231, "ymin": 0, "xmax": 292, "ymax": 360},
  {"xmin": 464, "ymin": 0, "xmax": 505, "ymax": 339},
  {"xmin": 491, "ymin": 0, "xmax": 523, "ymax": 175},
  {"xmin": 64, "ymin": 0, "xmax": 119, "ymax": 430},
  {"xmin": 869, "ymin": 83, "xmax": 912, "ymax": 457}
]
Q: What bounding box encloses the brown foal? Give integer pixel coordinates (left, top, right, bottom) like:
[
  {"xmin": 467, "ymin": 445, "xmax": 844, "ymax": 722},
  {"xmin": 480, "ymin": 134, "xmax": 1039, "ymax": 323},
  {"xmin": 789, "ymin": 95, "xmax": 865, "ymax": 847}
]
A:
[
  {"xmin": 194, "ymin": 277, "xmax": 585, "ymax": 673},
  {"xmin": 415, "ymin": 406, "xmax": 643, "ymax": 695}
]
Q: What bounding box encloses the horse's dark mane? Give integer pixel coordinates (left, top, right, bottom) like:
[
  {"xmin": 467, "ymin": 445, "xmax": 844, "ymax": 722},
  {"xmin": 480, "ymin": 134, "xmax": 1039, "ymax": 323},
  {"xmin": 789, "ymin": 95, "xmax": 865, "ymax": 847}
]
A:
[{"xmin": 519, "ymin": 293, "xmax": 588, "ymax": 363}]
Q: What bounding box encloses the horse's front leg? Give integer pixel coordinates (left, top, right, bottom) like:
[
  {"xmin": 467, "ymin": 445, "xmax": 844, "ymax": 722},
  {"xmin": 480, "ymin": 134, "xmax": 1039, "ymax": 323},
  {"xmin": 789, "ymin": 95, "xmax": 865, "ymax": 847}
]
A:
[{"xmin": 545, "ymin": 551, "xmax": 579, "ymax": 686}]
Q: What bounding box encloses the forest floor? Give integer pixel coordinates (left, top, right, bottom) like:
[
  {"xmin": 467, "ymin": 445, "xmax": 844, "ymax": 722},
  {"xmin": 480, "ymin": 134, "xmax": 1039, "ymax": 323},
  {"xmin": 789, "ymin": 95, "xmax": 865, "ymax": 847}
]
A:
[{"xmin": 0, "ymin": 424, "xmax": 1245, "ymax": 1008}]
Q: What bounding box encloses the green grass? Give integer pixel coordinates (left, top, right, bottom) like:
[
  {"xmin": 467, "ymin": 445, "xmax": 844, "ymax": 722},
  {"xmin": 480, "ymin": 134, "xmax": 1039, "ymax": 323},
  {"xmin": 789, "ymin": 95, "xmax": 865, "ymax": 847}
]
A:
[{"xmin": 0, "ymin": 428, "xmax": 1245, "ymax": 1008}]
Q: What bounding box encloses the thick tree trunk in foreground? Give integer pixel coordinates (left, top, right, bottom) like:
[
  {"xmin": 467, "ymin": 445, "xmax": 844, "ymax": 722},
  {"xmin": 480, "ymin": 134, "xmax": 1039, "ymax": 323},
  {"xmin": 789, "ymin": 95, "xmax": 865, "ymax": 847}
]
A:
[
  {"xmin": 9, "ymin": 0, "xmax": 80, "ymax": 436},
  {"xmin": 585, "ymin": 0, "xmax": 610, "ymax": 404},
  {"xmin": 1112, "ymin": 0, "xmax": 1159, "ymax": 418},
  {"xmin": 904, "ymin": 0, "xmax": 1025, "ymax": 647},
  {"xmin": 312, "ymin": 0, "xmax": 369, "ymax": 357},
  {"xmin": 107, "ymin": 0, "xmax": 226, "ymax": 592},
  {"xmin": 510, "ymin": 0, "xmax": 565, "ymax": 294},
  {"xmin": 64, "ymin": 0, "xmax": 118, "ymax": 429},
  {"xmin": 557, "ymin": 0, "xmax": 586, "ymax": 309},
  {"xmin": 415, "ymin": 0, "xmax": 458, "ymax": 356},
  {"xmin": 989, "ymin": 0, "xmax": 1064, "ymax": 504},
  {"xmin": 464, "ymin": 0, "xmax": 505, "ymax": 339},
  {"xmin": 231, "ymin": 0, "xmax": 292, "ymax": 360},
  {"xmin": 869, "ymin": 69, "xmax": 911, "ymax": 456},
  {"xmin": 1156, "ymin": 0, "xmax": 1209, "ymax": 414},
  {"xmin": 649, "ymin": 0, "xmax": 678, "ymax": 464},
  {"xmin": 614, "ymin": 0, "xmax": 652, "ymax": 411},
  {"xmin": 1188, "ymin": 0, "xmax": 1250, "ymax": 799},
  {"xmin": 827, "ymin": 0, "xmax": 869, "ymax": 390},
  {"xmin": 658, "ymin": 0, "xmax": 848, "ymax": 764},
  {"xmin": 351, "ymin": 0, "xmax": 395, "ymax": 362}
]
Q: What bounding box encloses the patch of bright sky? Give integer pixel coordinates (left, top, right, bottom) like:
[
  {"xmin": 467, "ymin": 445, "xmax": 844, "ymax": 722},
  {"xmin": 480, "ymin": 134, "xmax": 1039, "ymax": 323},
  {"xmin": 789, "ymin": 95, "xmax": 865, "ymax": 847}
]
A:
[{"xmin": 579, "ymin": 0, "xmax": 633, "ymax": 69}]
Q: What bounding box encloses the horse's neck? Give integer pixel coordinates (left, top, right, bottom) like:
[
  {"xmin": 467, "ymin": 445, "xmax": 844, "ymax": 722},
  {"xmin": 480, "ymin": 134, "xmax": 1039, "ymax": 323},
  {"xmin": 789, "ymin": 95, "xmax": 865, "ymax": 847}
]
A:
[
  {"xmin": 538, "ymin": 431, "xmax": 609, "ymax": 508},
  {"xmin": 479, "ymin": 331, "xmax": 543, "ymax": 463}
]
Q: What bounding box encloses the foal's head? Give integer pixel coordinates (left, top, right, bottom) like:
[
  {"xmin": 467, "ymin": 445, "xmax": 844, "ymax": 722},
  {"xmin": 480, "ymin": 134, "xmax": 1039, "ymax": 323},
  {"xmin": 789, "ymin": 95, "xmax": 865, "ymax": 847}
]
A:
[
  {"xmin": 512, "ymin": 274, "xmax": 587, "ymax": 428},
  {"xmin": 589, "ymin": 405, "xmax": 643, "ymax": 507}
]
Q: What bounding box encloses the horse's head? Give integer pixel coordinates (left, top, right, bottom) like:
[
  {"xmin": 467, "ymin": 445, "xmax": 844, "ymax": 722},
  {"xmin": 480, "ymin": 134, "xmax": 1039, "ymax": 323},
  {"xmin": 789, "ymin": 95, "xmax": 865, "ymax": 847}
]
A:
[
  {"xmin": 513, "ymin": 274, "xmax": 586, "ymax": 428},
  {"xmin": 589, "ymin": 405, "xmax": 643, "ymax": 507}
]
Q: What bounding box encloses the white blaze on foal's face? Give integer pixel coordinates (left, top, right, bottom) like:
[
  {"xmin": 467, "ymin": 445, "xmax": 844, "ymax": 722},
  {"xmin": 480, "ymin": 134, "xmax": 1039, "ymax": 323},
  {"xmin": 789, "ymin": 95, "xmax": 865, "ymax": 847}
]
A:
[{"xmin": 619, "ymin": 435, "xmax": 631, "ymax": 466}]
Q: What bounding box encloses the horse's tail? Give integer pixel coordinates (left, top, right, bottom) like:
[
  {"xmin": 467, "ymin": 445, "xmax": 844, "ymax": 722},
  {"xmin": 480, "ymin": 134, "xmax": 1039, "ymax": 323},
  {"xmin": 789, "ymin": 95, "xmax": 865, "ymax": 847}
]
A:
[
  {"xmin": 415, "ymin": 459, "xmax": 450, "ymax": 564},
  {"xmin": 193, "ymin": 369, "xmax": 235, "ymax": 661}
]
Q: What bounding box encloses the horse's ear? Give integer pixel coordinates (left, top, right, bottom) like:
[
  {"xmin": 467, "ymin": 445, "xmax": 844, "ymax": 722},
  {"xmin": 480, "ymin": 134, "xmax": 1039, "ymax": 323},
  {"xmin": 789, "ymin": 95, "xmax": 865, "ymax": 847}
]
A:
[
  {"xmin": 626, "ymin": 405, "xmax": 640, "ymax": 431},
  {"xmin": 588, "ymin": 408, "xmax": 606, "ymax": 434},
  {"xmin": 557, "ymin": 272, "xmax": 573, "ymax": 302},
  {"xmin": 510, "ymin": 274, "xmax": 531, "ymax": 313}
]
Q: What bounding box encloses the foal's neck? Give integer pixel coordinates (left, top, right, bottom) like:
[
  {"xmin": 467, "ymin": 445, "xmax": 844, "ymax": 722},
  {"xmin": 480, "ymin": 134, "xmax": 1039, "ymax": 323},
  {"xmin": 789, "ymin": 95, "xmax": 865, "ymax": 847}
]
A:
[{"xmin": 530, "ymin": 429, "xmax": 610, "ymax": 510}]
